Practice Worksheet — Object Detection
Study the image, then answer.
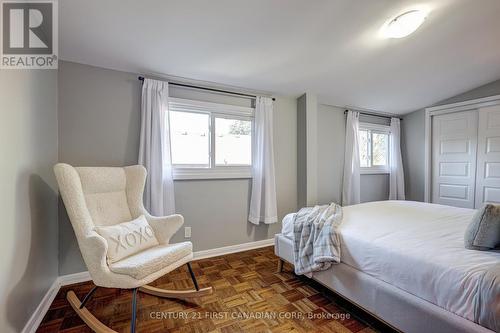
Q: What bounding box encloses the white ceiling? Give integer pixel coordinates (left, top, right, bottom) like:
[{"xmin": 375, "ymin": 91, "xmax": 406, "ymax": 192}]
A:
[{"xmin": 60, "ymin": 0, "xmax": 500, "ymax": 114}]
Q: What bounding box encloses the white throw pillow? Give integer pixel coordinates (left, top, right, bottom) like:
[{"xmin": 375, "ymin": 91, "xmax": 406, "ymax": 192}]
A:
[{"xmin": 95, "ymin": 215, "xmax": 159, "ymax": 263}]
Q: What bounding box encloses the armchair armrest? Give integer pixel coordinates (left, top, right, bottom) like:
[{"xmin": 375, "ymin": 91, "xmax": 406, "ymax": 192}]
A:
[
  {"xmin": 145, "ymin": 214, "xmax": 184, "ymax": 244},
  {"xmin": 80, "ymin": 232, "xmax": 110, "ymax": 281},
  {"xmin": 85, "ymin": 232, "xmax": 108, "ymax": 258}
]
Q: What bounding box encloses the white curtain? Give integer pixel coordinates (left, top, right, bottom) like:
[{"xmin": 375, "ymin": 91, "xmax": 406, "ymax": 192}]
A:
[
  {"xmin": 249, "ymin": 96, "xmax": 278, "ymax": 224},
  {"xmin": 389, "ymin": 117, "xmax": 405, "ymax": 200},
  {"xmin": 138, "ymin": 78, "xmax": 175, "ymax": 216},
  {"xmin": 342, "ymin": 110, "xmax": 361, "ymax": 206}
]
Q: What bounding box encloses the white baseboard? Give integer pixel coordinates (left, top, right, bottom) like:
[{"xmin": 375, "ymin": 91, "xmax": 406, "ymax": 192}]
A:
[
  {"xmin": 21, "ymin": 279, "xmax": 61, "ymax": 333},
  {"xmin": 23, "ymin": 238, "xmax": 275, "ymax": 332},
  {"xmin": 193, "ymin": 238, "xmax": 274, "ymax": 260},
  {"xmin": 58, "ymin": 271, "xmax": 92, "ymax": 286}
]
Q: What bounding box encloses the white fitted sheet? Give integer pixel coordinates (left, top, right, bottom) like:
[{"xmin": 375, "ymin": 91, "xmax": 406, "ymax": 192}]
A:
[{"xmin": 281, "ymin": 200, "xmax": 500, "ymax": 326}]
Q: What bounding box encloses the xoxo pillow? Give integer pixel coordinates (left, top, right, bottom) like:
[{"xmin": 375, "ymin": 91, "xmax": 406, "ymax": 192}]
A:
[{"xmin": 95, "ymin": 215, "xmax": 159, "ymax": 263}]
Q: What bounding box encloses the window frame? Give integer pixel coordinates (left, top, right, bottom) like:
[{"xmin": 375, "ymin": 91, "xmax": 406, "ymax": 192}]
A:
[
  {"xmin": 359, "ymin": 122, "xmax": 391, "ymax": 175},
  {"xmin": 168, "ymin": 97, "xmax": 254, "ymax": 180}
]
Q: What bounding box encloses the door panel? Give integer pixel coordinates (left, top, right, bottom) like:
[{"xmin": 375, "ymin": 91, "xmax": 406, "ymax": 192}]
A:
[
  {"xmin": 475, "ymin": 105, "xmax": 500, "ymax": 207},
  {"xmin": 486, "ymin": 137, "xmax": 500, "ymax": 153},
  {"xmin": 485, "ymin": 162, "xmax": 500, "ymax": 178},
  {"xmin": 432, "ymin": 110, "xmax": 478, "ymax": 208},
  {"xmin": 439, "ymin": 184, "xmax": 469, "ymax": 200},
  {"xmin": 440, "ymin": 139, "xmax": 470, "ymax": 154},
  {"xmin": 440, "ymin": 162, "xmax": 469, "ymax": 177}
]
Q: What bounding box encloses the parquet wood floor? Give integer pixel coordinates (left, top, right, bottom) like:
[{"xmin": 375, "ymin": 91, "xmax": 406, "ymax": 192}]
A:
[{"xmin": 37, "ymin": 246, "xmax": 397, "ymax": 333}]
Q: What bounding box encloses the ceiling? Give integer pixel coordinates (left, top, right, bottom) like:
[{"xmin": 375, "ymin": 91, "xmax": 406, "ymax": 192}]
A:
[{"xmin": 59, "ymin": 0, "xmax": 500, "ymax": 114}]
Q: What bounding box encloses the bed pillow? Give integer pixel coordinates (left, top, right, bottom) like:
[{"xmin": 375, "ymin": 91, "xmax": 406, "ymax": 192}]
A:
[
  {"xmin": 95, "ymin": 215, "xmax": 159, "ymax": 263},
  {"xmin": 465, "ymin": 204, "xmax": 500, "ymax": 250}
]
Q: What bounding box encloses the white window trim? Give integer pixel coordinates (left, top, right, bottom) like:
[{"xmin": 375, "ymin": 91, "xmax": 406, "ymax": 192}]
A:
[
  {"xmin": 359, "ymin": 122, "xmax": 391, "ymax": 175},
  {"xmin": 173, "ymin": 166, "xmax": 252, "ymax": 180},
  {"xmin": 169, "ymin": 97, "xmax": 254, "ymax": 117},
  {"xmin": 360, "ymin": 167, "xmax": 389, "ymax": 175},
  {"xmin": 169, "ymin": 97, "xmax": 254, "ymax": 180}
]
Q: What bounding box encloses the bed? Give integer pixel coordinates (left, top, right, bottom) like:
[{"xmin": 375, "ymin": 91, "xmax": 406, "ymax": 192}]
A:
[{"xmin": 275, "ymin": 200, "xmax": 499, "ymax": 333}]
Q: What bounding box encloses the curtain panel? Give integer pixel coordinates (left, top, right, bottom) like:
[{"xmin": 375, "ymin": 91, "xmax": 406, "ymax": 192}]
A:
[
  {"xmin": 389, "ymin": 117, "xmax": 405, "ymax": 200},
  {"xmin": 248, "ymin": 96, "xmax": 278, "ymax": 224},
  {"xmin": 342, "ymin": 110, "xmax": 361, "ymax": 206},
  {"xmin": 138, "ymin": 78, "xmax": 176, "ymax": 215}
]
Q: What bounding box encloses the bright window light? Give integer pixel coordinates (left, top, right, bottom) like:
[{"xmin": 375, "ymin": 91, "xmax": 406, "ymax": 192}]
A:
[
  {"xmin": 170, "ymin": 111, "xmax": 210, "ymax": 167},
  {"xmin": 215, "ymin": 118, "xmax": 252, "ymax": 166},
  {"xmin": 359, "ymin": 124, "xmax": 390, "ymax": 173},
  {"xmin": 384, "ymin": 10, "xmax": 427, "ymax": 39}
]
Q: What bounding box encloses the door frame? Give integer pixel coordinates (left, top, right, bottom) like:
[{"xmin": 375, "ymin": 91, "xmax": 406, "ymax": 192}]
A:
[{"xmin": 424, "ymin": 94, "xmax": 500, "ymax": 203}]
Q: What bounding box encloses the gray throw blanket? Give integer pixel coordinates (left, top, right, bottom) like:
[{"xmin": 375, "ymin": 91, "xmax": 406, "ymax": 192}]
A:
[{"xmin": 293, "ymin": 203, "xmax": 343, "ymax": 276}]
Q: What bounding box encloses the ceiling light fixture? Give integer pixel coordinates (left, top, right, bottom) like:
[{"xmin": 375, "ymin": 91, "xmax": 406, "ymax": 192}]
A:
[{"xmin": 384, "ymin": 10, "xmax": 427, "ymax": 38}]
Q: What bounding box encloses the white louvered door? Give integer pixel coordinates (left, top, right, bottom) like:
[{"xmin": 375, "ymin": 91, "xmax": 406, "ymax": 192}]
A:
[
  {"xmin": 431, "ymin": 110, "xmax": 478, "ymax": 208},
  {"xmin": 475, "ymin": 105, "xmax": 500, "ymax": 207}
]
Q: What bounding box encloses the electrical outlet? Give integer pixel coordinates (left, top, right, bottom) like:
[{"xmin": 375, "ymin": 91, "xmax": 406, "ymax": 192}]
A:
[{"xmin": 184, "ymin": 227, "xmax": 191, "ymax": 238}]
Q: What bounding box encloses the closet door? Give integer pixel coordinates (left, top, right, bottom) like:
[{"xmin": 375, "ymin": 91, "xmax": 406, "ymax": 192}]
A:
[
  {"xmin": 432, "ymin": 110, "xmax": 478, "ymax": 208},
  {"xmin": 475, "ymin": 105, "xmax": 500, "ymax": 207}
]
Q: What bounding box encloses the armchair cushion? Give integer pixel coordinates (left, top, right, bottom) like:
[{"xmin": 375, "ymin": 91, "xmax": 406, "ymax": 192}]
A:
[
  {"xmin": 109, "ymin": 242, "xmax": 193, "ymax": 280},
  {"xmin": 95, "ymin": 215, "xmax": 159, "ymax": 263},
  {"xmin": 77, "ymin": 167, "xmax": 133, "ymax": 226}
]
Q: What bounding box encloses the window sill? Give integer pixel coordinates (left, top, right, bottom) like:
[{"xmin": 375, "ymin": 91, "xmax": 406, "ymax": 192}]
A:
[
  {"xmin": 360, "ymin": 169, "xmax": 389, "ymax": 175},
  {"xmin": 173, "ymin": 167, "xmax": 252, "ymax": 180}
]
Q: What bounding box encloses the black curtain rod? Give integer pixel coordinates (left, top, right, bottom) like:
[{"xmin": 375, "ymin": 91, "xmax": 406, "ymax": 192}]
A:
[
  {"xmin": 344, "ymin": 109, "xmax": 402, "ymax": 121},
  {"xmin": 138, "ymin": 76, "xmax": 275, "ymax": 101}
]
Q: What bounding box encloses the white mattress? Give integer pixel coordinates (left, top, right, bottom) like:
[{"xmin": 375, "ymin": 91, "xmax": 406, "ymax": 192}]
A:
[{"xmin": 281, "ymin": 200, "xmax": 500, "ymax": 324}]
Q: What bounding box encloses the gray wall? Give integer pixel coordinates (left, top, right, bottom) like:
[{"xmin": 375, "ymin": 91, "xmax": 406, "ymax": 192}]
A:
[
  {"xmin": 58, "ymin": 61, "xmax": 297, "ymax": 275},
  {"xmin": 296, "ymin": 93, "xmax": 319, "ymax": 207},
  {"xmin": 297, "ymin": 95, "xmax": 307, "ymax": 207},
  {"xmin": 401, "ymin": 109, "xmax": 425, "ymax": 201},
  {"xmin": 0, "ymin": 71, "xmax": 59, "ymax": 333},
  {"xmin": 360, "ymin": 174, "xmax": 389, "ymax": 203},
  {"xmin": 402, "ymin": 78, "xmax": 500, "ymax": 202},
  {"xmin": 316, "ymin": 104, "xmax": 389, "ymax": 205},
  {"xmin": 316, "ymin": 105, "xmax": 345, "ymax": 204},
  {"xmin": 435, "ymin": 78, "xmax": 500, "ymax": 106}
]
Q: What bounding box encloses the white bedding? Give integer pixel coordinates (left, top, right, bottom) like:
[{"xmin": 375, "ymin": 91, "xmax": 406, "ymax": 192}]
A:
[
  {"xmin": 281, "ymin": 212, "xmax": 296, "ymax": 239},
  {"xmin": 281, "ymin": 201, "xmax": 500, "ymax": 327}
]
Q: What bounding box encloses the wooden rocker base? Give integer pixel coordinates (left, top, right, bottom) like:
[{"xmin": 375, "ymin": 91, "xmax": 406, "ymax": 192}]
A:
[
  {"xmin": 139, "ymin": 284, "xmax": 213, "ymax": 298},
  {"xmin": 67, "ymin": 285, "xmax": 212, "ymax": 333},
  {"xmin": 67, "ymin": 290, "xmax": 117, "ymax": 333},
  {"xmin": 65, "ymin": 262, "xmax": 211, "ymax": 332}
]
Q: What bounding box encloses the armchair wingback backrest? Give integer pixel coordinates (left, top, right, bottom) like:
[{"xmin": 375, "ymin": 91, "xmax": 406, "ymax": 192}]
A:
[{"xmin": 54, "ymin": 163, "xmax": 147, "ymax": 239}]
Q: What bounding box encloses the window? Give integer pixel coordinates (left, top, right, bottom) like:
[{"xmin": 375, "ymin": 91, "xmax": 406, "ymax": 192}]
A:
[
  {"xmin": 215, "ymin": 117, "xmax": 252, "ymax": 166},
  {"xmin": 170, "ymin": 111, "xmax": 210, "ymax": 167},
  {"xmin": 359, "ymin": 123, "xmax": 390, "ymax": 174},
  {"xmin": 169, "ymin": 98, "xmax": 253, "ymax": 179}
]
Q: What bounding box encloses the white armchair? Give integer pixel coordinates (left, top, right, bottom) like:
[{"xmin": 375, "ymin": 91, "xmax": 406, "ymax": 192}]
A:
[{"xmin": 54, "ymin": 163, "xmax": 212, "ymax": 333}]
